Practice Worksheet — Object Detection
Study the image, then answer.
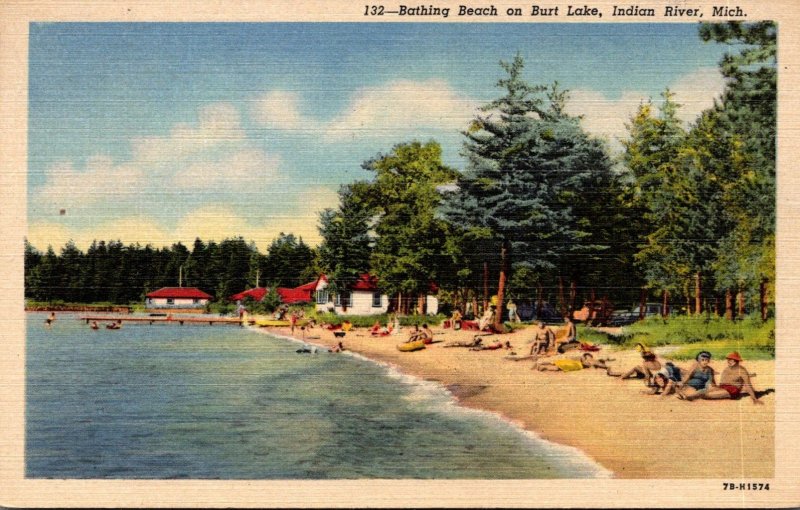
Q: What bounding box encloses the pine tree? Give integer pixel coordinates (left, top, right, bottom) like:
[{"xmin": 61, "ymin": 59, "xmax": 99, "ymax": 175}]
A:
[{"xmin": 443, "ymin": 55, "xmax": 613, "ymax": 328}]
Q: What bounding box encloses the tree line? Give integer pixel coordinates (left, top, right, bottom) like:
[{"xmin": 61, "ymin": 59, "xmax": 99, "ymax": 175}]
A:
[
  {"xmin": 25, "ymin": 22, "xmax": 775, "ymax": 324},
  {"xmin": 25, "ymin": 234, "xmax": 317, "ymax": 304}
]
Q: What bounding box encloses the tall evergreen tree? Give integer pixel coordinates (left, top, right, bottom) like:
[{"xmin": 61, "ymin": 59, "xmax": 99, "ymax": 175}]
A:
[
  {"xmin": 317, "ymin": 185, "xmax": 374, "ymax": 298},
  {"xmin": 442, "ymin": 55, "xmax": 613, "ymax": 328}
]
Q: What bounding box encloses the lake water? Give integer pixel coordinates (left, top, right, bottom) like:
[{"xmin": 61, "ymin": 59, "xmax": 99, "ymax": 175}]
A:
[{"xmin": 26, "ymin": 313, "xmax": 608, "ymax": 479}]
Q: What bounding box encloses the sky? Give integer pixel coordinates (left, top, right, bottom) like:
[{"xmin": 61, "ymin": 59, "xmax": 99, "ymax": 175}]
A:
[{"xmin": 27, "ymin": 22, "xmax": 730, "ymax": 252}]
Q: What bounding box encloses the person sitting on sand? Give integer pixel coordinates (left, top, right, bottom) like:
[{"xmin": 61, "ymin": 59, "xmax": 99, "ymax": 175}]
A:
[
  {"xmin": 478, "ymin": 306, "xmax": 495, "ymax": 331},
  {"xmin": 615, "ymin": 344, "xmax": 662, "ymax": 386},
  {"xmin": 370, "ymin": 320, "xmax": 382, "ymax": 334},
  {"xmin": 406, "ymin": 325, "xmax": 422, "ymax": 342},
  {"xmin": 683, "ymin": 352, "xmax": 763, "ymax": 405},
  {"xmin": 420, "ymin": 324, "xmax": 434, "ymax": 343},
  {"xmin": 676, "ymin": 351, "xmax": 715, "ymax": 400},
  {"xmin": 529, "ymin": 321, "xmax": 555, "ymax": 356},
  {"xmin": 330, "ymin": 341, "xmax": 345, "ymax": 353},
  {"xmin": 450, "ymin": 309, "xmax": 463, "ymax": 330}
]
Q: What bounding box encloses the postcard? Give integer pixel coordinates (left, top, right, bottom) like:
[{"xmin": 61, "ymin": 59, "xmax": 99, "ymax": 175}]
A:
[{"xmin": 1, "ymin": 0, "xmax": 798, "ymax": 507}]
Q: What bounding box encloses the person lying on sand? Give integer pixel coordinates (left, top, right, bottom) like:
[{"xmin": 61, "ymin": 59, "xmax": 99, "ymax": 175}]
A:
[
  {"xmin": 642, "ymin": 365, "xmax": 681, "ymax": 396},
  {"xmin": 681, "ymin": 352, "xmax": 763, "ymax": 405},
  {"xmin": 535, "ymin": 353, "xmax": 616, "ymax": 372},
  {"xmin": 613, "ymin": 343, "xmax": 662, "ymax": 386},
  {"xmin": 443, "ymin": 335, "xmax": 486, "ymax": 348}
]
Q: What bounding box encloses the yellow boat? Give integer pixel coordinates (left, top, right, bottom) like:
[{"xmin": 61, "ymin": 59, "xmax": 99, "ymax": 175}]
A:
[{"xmin": 397, "ymin": 339, "xmax": 426, "ymax": 352}]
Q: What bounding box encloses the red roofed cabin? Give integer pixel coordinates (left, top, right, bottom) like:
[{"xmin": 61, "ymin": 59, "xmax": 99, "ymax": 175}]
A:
[
  {"xmin": 229, "ymin": 287, "xmax": 268, "ymax": 303},
  {"xmin": 315, "ymin": 274, "xmax": 390, "ymax": 316},
  {"xmin": 229, "ymin": 281, "xmax": 316, "ymax": 306},
  {"xmin": 145, "ymin": 287, "xmax": 212, "ymax": 309}
]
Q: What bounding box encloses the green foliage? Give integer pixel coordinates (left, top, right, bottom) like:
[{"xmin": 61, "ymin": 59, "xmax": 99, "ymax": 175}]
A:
[
  {"xmin": 317, "ymin": 185, "xmax": 374, "ymax": 294},
  {"xmin": 442, "ymin": 54, "xmax": 614, "ymax": 322},
  {"xmin": 262, "ymin": 233, "xmax": 316, "ymax": 288},
  {"xmin": 311, "ymin": 311, "xmax": 445, "ymax": 328},
  {"xmin": 598, "ymin": 315, "xmax": 774, "ymax": 359},
  {"xmin": 358, "ymin": 141, "xmax": 458, "ymax": 299}
]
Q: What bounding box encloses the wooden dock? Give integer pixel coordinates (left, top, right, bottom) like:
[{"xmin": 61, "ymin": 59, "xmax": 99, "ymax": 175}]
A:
[{"xmin": 80, "ymin": 315, "xmax": 249, "ymax": 326}]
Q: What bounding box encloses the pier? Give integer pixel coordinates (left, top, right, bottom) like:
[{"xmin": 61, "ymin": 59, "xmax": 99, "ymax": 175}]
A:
[{"xmin": 80, "ymin": 315, "xmax": 249, "ymax": 326}]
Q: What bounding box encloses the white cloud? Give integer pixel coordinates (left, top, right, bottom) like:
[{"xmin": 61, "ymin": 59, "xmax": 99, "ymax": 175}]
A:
[
  {"xmin": 251, "ymin": 81, "xmax": 478, "ymax": 142},
  {"xmin": 324, "ymin": 79, "xmax": 478, "ymax": 142},
  {"xmin": 566, "ymin": 67, "xmax": 726, "ymax": 151},
  {"xmin": 251, "ymin": 91, "xmax": 311, "ymax": 131},
  {"xmin": 669, "ymin": 67, "xmax": 726, "ymax": 124},
  {"xmin": 172, "ymin": 148, "xmax": 281, "ymax": 191},
  {"xmin": 37, "ymin": 156, "xmax": 146, "ymax": 208},
  {"xmin": 131, "ymin": 102, "xmax": 245, "ymax": 163},
  {"xmin": 566, "ymin": 89, "xmax": 649, "ymax": 144}
]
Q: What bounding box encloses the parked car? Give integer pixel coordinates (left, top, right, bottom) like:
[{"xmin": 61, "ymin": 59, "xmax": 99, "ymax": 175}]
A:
[{"xmin": 608, "ymin": 303, "xmax": 670, "ymax": 326}]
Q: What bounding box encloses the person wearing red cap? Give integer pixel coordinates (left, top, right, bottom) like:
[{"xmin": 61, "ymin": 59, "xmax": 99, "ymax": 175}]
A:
[{"xmin": 698, "ymin": 352, "xmax": 763, "ymax": 405}]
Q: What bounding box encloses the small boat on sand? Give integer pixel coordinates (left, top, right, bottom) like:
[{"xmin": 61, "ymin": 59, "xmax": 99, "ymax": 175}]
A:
[{"xmin": 397, "ymin": 339, "xmax": 426, "ymax": 352}]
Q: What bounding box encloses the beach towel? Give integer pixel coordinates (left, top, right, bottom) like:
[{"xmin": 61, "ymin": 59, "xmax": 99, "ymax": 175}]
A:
[{"xmin": 553, "ymin": 359, "xmax": 584, "ymax": 372}]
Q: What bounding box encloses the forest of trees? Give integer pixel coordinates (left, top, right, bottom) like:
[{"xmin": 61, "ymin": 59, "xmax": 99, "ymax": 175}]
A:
[{"xmin": 25, "ymin": 22, "xmax": 776, "ymax": 321}]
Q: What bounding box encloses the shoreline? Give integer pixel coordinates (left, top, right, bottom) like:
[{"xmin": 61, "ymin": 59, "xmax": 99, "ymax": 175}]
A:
[
  {"xmin": 256, "ymin": 322, "xmax": 775, "ymax": 479},
  {"xmin": 250, "ymin": 326, "xmax": 613, "ymax": 479}
]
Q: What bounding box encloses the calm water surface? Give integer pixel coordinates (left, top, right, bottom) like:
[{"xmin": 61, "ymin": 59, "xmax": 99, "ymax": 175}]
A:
[{"xmin": 26, "ymin": 313, "xmax": 606, "ymax": 479}]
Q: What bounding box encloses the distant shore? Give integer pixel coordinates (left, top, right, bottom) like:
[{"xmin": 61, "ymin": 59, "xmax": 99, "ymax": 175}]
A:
[{"xmin": 259, "ymin": 321, "xmax": 775, "ymax": 479}]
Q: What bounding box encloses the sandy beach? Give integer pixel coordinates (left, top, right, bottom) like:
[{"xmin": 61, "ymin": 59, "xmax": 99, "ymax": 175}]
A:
[{"xmin": 261, "ymin": 322, "xmax": 774, "ymax": 479}]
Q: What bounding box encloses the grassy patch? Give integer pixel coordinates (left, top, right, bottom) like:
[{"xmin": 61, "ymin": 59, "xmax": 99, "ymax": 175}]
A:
[
  {"xmin": 589, "ymin": 314, "xmax": 774, "ymax": 359},
  {"xmin": 310, "ymin": 312, "xmax": 446, "ymax": 328}
]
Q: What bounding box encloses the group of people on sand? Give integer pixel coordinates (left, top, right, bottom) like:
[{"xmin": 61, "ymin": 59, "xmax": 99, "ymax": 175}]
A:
[
  {"xmin": 404, "ymin": 324, "xmax": 435, "ymax": 344},
  {"xmin": 532, "ymin": 329, "xmax": 765, "ymax": 404}
]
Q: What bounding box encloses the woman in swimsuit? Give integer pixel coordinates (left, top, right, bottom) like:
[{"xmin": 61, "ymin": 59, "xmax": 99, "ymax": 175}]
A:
[{"xmin": 677, "ymin": 351, "xmax": 715, "ymax": 400}]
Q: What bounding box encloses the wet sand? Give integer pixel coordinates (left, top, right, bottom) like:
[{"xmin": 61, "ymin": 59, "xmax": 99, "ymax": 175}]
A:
[{"xmin": 263, "ymin": 322, "xmax": 774, "ymax": 479}]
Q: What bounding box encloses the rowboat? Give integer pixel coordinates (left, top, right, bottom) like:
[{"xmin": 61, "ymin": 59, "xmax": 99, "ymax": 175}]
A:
[{"xmin": 397, "ymin": 339, "xmax": 426, "ymax": 352}]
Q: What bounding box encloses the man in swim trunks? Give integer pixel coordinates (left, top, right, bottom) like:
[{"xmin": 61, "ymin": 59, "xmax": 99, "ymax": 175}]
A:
[
  {"xmin": 529, "ymin": 321, "xmax": 554, "ymax": 356},
  {"xmin": 696, "ymin": 352, "xmax": 763, "ymax": 405}
]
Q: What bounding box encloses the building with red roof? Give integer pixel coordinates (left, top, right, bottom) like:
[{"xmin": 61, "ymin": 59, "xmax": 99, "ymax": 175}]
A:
[
  {"xmin": 229, "ymin": 287, "xmax": 269, "ymax": 302},
  {"xmin": 314, "ymin": 273, "xmax": 389, "ymax": 316},
  {"xmin": 145, "ymin": 287, "xmax": 213, "ymax": 309}
]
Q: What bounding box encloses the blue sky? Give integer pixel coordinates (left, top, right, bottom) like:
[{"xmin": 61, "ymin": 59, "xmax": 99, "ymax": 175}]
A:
[{"xmin": 27, "ymin": 22, "xmax": 729, "ymax": 251}]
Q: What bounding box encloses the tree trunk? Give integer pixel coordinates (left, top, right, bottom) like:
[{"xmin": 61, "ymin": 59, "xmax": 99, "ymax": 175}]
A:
[
  {"xmin": 493, "ymin": 240, "xmax": 509, "ymax": 331},
  {"xmin": 737, "ymin": 287, "xmax": 745, "ymax": 318},
  {"xmin": 558, "ymin": 277, "xmax": 566, "ymax": 318},
  {"xmin": 589, "ymin": 288, "xmax": 596, "ymax": 324},
  {"xmin": 760, "ymin": 278, "xmax": 769, "ymax": 321},
  {"xmin": 483, "ymin": 261, "xmax": 489, "ymax": 313},
  {"xmin": 639, "ymin": 287, "xmax": 647, "ymax": 320},
  {"xmin": 569, "ymin": 279, "xmax": 577, "ymax": 318},
  {"xmin": 725, "ymin": 289, "xmax": 733, "ymax": 320},
  {"xmin": 661, "ymin": 289, "xmax": 669, "ymax": 318},
  {"xmin": 417, "ymin": 295, "xmax": 426, "ymax": 315},
  {"xmin": 694, "ymin": 272, "xmax": 702, "ymax": 315},
  {"xmin": 471, "ymin": 295, "xmax": 479, "ymax": 321},
  {"xmin": 536, "ymin": 283, "xmax": 544, "ymax": 320}
]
